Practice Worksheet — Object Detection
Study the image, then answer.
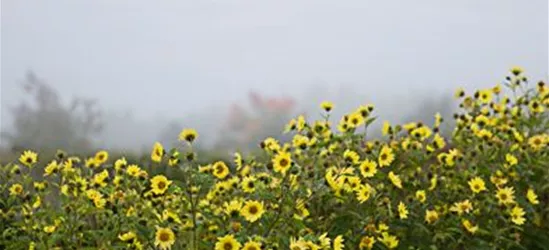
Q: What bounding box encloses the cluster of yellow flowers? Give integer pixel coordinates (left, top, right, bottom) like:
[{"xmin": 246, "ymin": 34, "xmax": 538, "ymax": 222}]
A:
[{"xmin": 1, "ymin": 67, "xmax": 548, "ymax": 249}]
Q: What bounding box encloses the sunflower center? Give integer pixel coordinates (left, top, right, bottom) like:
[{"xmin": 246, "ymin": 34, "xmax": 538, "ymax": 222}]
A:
[
  {"xmin": 500, "ymin": 194, "xmax": 508, "ymax": 200},
  {"xmin": 216, "ymin": 165, "xmax": 224, "ymax": 173},
  {"xmin": 157, "ymin": 181, "xmax": 166, "ymax": 190},
  {"xmin": 223, "ymin": 242, "xmax": 233, "ymax": 250},
  {"xmin": 185, "ymin": 134, "xmax": 195, "ymax": 141},
  {"xmin": 26, "ymin": 157, "xmax": 33, "ymax": 163},
  {"xmin": 249, "ymin": 206, "xmax": 258, "ymax": 214},
  {"xmin": 473, "ymin": 184, "xmax": 480, "ymax": 190},
  {"xmin": 279, "ymin": 158, "xmax": 289, "ymax": 167},
  {"xmin": 159, "ymin": 232, "xmax": 170, "ymax": 242},
  {"xmin": 380, "ymin": 154, "xmax": 388, "ymax": 161}
]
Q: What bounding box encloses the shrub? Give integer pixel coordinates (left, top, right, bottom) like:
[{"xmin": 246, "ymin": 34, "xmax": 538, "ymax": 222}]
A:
[
  {"xmin": 0, "ymin": 68, "xmax": 548, "ymax": 249},
  {"xmin": 1, "ymin": 71, "xmax": 103, "ymax": 154}
]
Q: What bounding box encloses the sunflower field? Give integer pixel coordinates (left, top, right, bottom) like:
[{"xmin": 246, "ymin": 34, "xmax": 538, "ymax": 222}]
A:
[{"xmin": 1, "ymin": 67, "xmax": 548, "ymax": 250}]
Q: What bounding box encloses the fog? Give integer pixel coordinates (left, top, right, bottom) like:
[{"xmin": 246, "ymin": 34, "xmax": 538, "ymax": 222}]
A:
[{"xmin": 1, "ymin": 0, "xmax": 547, "ymax": 153}]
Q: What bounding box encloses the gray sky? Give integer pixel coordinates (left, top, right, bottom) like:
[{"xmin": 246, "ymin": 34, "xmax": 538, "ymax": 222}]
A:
[{"xmin": 1, "ymin": 0, "xmax": 547, "ymax": 149}]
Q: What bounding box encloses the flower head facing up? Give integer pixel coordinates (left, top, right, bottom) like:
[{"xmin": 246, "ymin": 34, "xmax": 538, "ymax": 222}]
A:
[
  {"xmin": 468, "ymin": 177, "xmax": 487, "ymax": 194},
  {"xmin": 151, "ymin": 175, "xmax": 172, "ymax": 195},
  {"xmin": 240, "ymin": 200, "xmax": 265, "ymax": 222},
  {"xmin": 155, "ymin": 227, "xmax": 175, "ymax": 250},
  {"xmin": 496, "ymin": 186, "xmax": 515, "ymax": 205},
  {"xmin": 215, "ymin": 234, "xmax": 241, "ymax": 250},
  {"xmin": 273, "ymin": 151, "xmax": 292, "ymax": 175}
]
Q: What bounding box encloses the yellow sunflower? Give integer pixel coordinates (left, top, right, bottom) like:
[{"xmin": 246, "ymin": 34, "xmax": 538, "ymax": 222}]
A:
[
  {"xmin": 378, "ymin": 232, "xmax": 399, "ymax": 249},
  {"xmin": 359, "ymin": 236, "xmax": 375, "ymax": 249},
  {"xmin": 215, "ymin": 234, "xmax": 241, "ymax": 250},
  {"xmin": 388, "ymin": 171, "xmax": 402, "ymax": 189},
  {"xmin": 212, "ymin": 161, "xmax": 230, "ymax": 179},
  {"xmin": 296, "ymin": 115, "xmax": 307, "ymax": 131},
  {"xmin": 114, "ymin": 157, "xmax": 128, "ymax": 172},
  {"xmin": 241, "ymin": 176, "xmax": 256, "ymax": 193},
  {"xmin": 151, "ymin": 142, "xmax": 165, "ymax": 163},
  {"xmin": 242, "ymin": 240, "xmax": 262, "ymax": 250},
  {"xmin": 511, "ymin": 66, "xmax": 523, "ymax": 75},
  {"xmin": 415, "ymin": 190, "xmax": 427, "ymax": 203},
  {"xmin": 359, "ymin": 159, "xmax": 377, "ymax": 178},
  {"xmin": 150, "ymin": 175, "xmax": 172, "ymax": 195},
  {"xmin": 44, "ymin": 160, "xmax": 59, "ymax": 176},
  {"xmin": 378, "ymin": 145, "xmax": 394, "ymax": 167},
  {"xmin": 168, "ymin": 151, "xmax": 181, "ymax": 166},
  {"xmin": 425, "ymin": 209, "xmax": 439, "ymax": 224},
  {"xmin": 343, "ymin": 149, "xmax": 360, "ymax": 165},
  {"xmin": 468, "ymin": 177, "xmax": 487, "ymax": 194},
  {"xmin": 234, "ymin": 152, "xmax": 243, "ymax": 170},
  {"xmin": 333, "ymin": 235, "xmax": 344, "ymax": 250},
  {"xmin": 118, "ymin": 231, "xmax": 136, "ymax": 242},
  {"xmin": 179, "ymin": 128, "xmax": 198, "ymax": 143},
  {"xmin": 126, "ymin": 164, "xmax": 142, "ymax": 177},
  {"xmin": 527, "ymin": 188, "xmax": 539, "ymax": 205},
  {"xmin": 495, "ymin": 186, "xmax": 515, "ymax": 205},
  {"xmin": 9, "ymin": 183, "xmax": 23, "ymax": 196},
  {"xmin": 528, "ymin": 135, "xmax": 547, "ymax": 151},
  {"xmin": 510, "ymin": 206, "xmax": 526, "ymax": 225},
  {"xmin": 94, "ymin": 150, "xmax": 109, "ymax": 165},
  {"xmin": 454, "ymin": 88, "xmax": 465, "ymax": 98},
  {"xmin": 154, "ymin": 227, "xmax": 175, "ymax": 250},
  {"xmin": 240, "ymin": 200, "xmax": 265, "ymax": 222},
  {"xmin": 382, "ymin": 121, "xmax": 392, "ymax": 136},
  {"xmin": 224, "ymin": 199, "xmax": 243, "ymax": 218},
  {"xmin": 477, "ymin": 89, "xmax": 493, "ymax": 104},
  {"xmin": 398, "ymin": 202, "xmax": 409, "ymax": 219},
  {"xmin": 19, "ymin": 150, "xmax": 38, "ymax": 167},
  {"xmin": 285, "ymin": 118, "xmax": 297, "ymax": 132},
  {"xmin": 272, "ymin": 152, "xmax": 292, "ymax": 175},
  {"xmin": 347, "ymin": 112, "xmax": 365, "ymax": 128},
  {"xmin": 356, "ymin": 184, "xmax": 372, "ymax": 203},
  {"xmin": 321, "ymin": 101, "xmax": 334, "ymax": 112},
  {"xmin": 462, "ymin": 219, "xmax": 478, "ymax": 234},
  {"xmin": 450, "ymin": 200, "xmax": 473, "ymax": 216}
]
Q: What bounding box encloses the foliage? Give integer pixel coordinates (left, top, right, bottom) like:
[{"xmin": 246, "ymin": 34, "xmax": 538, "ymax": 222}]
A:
[{"xmin": 1, "ymin": 68, "xmax": 548, "ymax": 249}]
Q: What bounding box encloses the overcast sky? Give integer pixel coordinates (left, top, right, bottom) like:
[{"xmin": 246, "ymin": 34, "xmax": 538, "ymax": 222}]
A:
[{"xmin": 1, "ymin": 0, "xmax": 547, "ymax": 149}]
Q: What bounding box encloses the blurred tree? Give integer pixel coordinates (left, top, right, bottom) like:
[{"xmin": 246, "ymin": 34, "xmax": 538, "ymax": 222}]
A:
[
  {"xmin": 214, "ymin": 91, "xmax": 296, "ymax": 151},
  {"xmin": 1, "ymin": 71, "xmax": 104, "ymax": 153}
]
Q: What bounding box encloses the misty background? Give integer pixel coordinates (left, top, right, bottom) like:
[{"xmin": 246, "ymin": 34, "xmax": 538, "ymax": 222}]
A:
[{"xmin": 1, "ymin": 1, "xmax": 547, "ymax": 155}]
